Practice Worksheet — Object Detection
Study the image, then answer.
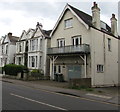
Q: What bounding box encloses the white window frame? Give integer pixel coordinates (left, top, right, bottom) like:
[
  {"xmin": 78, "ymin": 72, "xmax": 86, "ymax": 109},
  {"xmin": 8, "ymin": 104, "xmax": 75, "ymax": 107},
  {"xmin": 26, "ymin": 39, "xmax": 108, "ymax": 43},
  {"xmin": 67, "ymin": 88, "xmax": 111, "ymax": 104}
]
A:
[
  {"xmin": 5, "ymin": 44, "xmax": 8, "ymax": 54},
  {"xmin": 58, "ymin": 65, "xmax": 61, "ymax": 73},
  {"xmin": 57, "ymin": 38, "xmax": 65, "ymax": 47},
  {"xmin": 31, "ymin": 56, "xmax": 35, "ymax": 67},
  {"xmin": 72, "ymin": 36, "xmax": 82, "ymax": 46},
  {"xmin": 2, "ymin": 45, "xmax": 4, "ymax": 54},
  {"xmin": 40, "ymin": 39, "xmax": 42, "ymax": 50},
  {"xmin": 39, "ymin": 56, "xmax": 42, "ymax": 68},
  {"xmin": 36, "ymin": 39, "xmax": 38, "ymax": 51},
  {"xmin": 97, "ymin": 65, "xmax": 104, "ymax": 73},
  {"xmin": 65, "ymin": 18, "xmax": 73, "ymax": 28}
]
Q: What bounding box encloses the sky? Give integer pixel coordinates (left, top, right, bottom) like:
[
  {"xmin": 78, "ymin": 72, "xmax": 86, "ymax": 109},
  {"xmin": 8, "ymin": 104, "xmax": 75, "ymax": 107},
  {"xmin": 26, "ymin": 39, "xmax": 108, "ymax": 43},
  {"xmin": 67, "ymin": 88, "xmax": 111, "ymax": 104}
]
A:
[{"xmin": 0, "ymin": 0, "xmax": 119, "ymax": 38}]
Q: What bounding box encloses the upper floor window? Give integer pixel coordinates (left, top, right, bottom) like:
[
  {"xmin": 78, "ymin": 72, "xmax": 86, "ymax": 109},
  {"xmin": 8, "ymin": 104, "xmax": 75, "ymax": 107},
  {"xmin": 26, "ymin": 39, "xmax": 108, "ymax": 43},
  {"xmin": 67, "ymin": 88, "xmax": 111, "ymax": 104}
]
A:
[
  {"xmin": 40, "ymin": 39, "xmax": 42, "ymax": 50},
  {"xmin": 6, "ymin": 45, "xmax": 8, "ymax": 54},
  {"xmin": 65, "ymin": 18, "xmax": 73, "ymax": 28},
  {"xmin": 57, "ymin": 39, "xmax": 65, "ymax": 47},
  {"xmin": 72, "ymin": 36, "xmax": 82, "ymax": 46},
  {"xmin": 19, "ymin": 43, "xmax": 22, "ymax": 52},
  {"xmin": 29, "ymin": 39, "xmax": 38, "ymax": 51},
  {"xmin": 108, "ymin": 38, "xmax": 111, "ymax": 51},
  {"xmin": 32, "ymin": 40, "xmax": 35, "ymax": 51},
  {"xmin": 2, "ymin": 46, "xmax": 4, "ymax": 54},
  {"xmin": 36, "ymin": 39, "xmax": 38, "ymax": 50}
]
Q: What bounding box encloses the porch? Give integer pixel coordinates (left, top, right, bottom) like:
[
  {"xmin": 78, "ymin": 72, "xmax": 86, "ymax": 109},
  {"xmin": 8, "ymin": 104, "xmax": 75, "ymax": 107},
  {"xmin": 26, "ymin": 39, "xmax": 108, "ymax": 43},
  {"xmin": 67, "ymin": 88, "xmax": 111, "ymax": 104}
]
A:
[{"xmin": 47, "ymin": 44, "xmax": 90, "ymax": 81}]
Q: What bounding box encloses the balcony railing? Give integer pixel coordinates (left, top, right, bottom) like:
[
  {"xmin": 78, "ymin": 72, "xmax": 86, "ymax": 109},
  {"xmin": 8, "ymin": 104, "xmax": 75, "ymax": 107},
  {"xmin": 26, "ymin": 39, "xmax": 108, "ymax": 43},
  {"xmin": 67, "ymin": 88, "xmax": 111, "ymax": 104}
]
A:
[{"xmin": 47, "ymin": 44, "xmax": 90, "ymax": 55}]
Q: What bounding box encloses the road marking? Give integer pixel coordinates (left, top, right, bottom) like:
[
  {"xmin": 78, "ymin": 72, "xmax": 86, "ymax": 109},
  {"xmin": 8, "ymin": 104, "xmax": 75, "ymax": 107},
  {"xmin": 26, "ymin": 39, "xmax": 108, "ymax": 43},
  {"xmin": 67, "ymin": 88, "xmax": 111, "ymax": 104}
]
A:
[
  {"xmin": 10, "ymin": 93, "xmax": 67, "ymax": 111},
  {"xmin": 86, "ymin": 93, "xmax": 112, "ymax": 99},
  {"xmin": 7, "ymin": 82, "xmax": 120, "ymax": 107}
]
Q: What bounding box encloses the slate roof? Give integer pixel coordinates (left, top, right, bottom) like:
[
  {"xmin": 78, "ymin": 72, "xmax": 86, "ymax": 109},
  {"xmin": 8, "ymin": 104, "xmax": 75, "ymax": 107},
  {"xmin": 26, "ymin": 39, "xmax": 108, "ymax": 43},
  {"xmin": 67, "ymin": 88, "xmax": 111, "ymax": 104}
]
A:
[
  {"xmin": 68, "ymin": 4, "xmax": 93, "ymax": 27},
  {"xmin": 43, "ymin": 30, "xmax": 52, "ymax": 37},
  {"xmin": 68, "ymin": 4, "xmax": 112, "ymax": 35},
  {"xmin": 32, "ymin": 25, "xmax": 52, "ymax": 38},
  {"xmin": 8, "ymin": 35, "xmax": 19, "ymax": 42},
  {"xmin": 2, "ymin": 34, "xmax": 19, "ymax": 44}
]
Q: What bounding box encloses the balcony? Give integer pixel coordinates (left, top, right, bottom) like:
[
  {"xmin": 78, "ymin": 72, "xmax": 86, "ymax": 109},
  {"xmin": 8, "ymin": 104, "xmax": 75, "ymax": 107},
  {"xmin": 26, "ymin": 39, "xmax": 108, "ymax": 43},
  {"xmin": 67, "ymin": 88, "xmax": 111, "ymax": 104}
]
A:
[{"xmin": 47, "ymin": 44, "xmax": 90, "ymax": 55}]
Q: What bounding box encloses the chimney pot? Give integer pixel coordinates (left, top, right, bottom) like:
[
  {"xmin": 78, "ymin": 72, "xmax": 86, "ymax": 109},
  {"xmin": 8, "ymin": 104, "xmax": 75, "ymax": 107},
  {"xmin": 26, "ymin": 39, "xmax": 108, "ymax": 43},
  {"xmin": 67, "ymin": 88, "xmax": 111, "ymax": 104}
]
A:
[
  {"xmin": 8, "ymin": 32, "xmax": 12, "ymax": 36},
  {"xmin": 36, "ymin": 22, "xmax": 43, "ymax": 29},
  {"xmin": 94, "ymin": 2, "xmax": 96, "ymax": 6},
  {"xmin": 112, "ymin": 14, "xmax": 115, "ymax": 18}
]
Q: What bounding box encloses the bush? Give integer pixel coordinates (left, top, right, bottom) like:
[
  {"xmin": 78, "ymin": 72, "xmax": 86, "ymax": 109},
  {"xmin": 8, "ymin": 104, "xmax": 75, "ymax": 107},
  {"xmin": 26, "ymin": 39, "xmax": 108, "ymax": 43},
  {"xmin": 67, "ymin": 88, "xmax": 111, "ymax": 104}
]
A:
[
  {"xmin": 3, "ymin": 64, "xmax": 28, "ymax": 76},
  {"xmin": 30, "ymin": 69, "xmax": 44, "ymax": 80},
  {"xmin": 31, "ymin": 69, "xmax": 39, "ymax": 73}
]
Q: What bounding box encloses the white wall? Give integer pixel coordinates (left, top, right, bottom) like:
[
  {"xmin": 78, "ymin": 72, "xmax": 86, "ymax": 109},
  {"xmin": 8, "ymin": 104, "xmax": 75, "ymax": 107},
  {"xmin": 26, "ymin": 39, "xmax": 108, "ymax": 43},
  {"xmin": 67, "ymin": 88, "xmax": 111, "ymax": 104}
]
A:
[{"xmin": 91, "ymin": 28, "xmax": 118, "ymax": 86}]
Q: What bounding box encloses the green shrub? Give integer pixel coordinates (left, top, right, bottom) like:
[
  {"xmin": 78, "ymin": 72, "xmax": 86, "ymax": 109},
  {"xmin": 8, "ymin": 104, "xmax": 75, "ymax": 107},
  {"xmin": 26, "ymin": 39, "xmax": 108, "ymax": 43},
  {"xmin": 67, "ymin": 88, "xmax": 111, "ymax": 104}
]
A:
[
  {"xmin": 3, "ymin": 64, "xmax": 28, "ymax": 76},
  {"xmin": 30, "ymin": 69, "xmax": 44, "ymax": 79},
  {"xmin": 31, "ymin": 69, "xmax": 39, "ymax": 73}
]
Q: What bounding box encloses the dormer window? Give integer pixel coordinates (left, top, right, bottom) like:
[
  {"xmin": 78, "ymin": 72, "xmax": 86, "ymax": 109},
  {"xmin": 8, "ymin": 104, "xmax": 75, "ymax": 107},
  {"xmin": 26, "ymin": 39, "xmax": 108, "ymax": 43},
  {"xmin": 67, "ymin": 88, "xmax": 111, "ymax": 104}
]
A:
[{"xmin": 65, "ymin": 18, "xmax": 73, "ymax": 28}]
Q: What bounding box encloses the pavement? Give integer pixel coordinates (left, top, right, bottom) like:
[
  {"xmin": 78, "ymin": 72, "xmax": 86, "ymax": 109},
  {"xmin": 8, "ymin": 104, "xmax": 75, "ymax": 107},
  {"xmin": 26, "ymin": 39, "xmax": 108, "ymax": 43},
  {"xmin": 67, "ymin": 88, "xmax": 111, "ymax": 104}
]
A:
[{"xmin": 0, "ymin": 75, "xmax": 119, "ymax": 106}]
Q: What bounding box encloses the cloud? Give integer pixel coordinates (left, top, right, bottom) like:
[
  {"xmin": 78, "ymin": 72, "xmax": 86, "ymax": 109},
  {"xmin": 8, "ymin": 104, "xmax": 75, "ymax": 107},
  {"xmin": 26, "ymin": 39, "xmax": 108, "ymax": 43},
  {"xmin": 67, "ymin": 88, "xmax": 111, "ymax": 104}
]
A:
[{"xmin": 0, "ymin": 0, "xmax": 119, "ymax": 38}]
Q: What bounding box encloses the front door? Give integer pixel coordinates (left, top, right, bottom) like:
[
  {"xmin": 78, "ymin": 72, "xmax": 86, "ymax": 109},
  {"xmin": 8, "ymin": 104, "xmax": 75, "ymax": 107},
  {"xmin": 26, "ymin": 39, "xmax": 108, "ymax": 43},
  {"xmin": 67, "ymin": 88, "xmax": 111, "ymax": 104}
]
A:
[{"xmin": 67, "ymin": 65, "xmax": 81, "ymax": 80}]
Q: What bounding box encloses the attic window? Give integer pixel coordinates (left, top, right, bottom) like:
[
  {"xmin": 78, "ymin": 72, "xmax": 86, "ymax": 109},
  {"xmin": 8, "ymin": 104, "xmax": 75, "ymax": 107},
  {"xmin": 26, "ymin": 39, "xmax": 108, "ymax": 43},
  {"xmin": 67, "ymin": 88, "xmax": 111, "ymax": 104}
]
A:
[{"xmin": 65, "ymin": 18, "xmax": 73, "ymax": 28}]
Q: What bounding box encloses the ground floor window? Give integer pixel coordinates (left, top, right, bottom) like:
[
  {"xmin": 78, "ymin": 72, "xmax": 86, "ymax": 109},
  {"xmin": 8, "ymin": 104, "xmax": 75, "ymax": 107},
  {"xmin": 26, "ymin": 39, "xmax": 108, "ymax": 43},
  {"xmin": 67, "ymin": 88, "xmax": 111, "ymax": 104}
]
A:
[
  {"xmin": 58, "ymin": 65, "xmax": 61, "ymax": 73},
  {"xmin": 18, "ymin": 57, "xmax": 22, "ymax": 65},
  {"xmin": 29, "ymin": 56, "xmax": 38, "ymax": 68},
  {"xmin": 39, "ymin": 56, "xmax": 42, "ymax": 68},
  {"xmin": 0, "ymin": 58, "xmax": 3, "ymax": 66},
  {"xmin": 54, "ymin": 65, "xmax": 56, "ymax": 73},
  {"xmin": 31, "ymin": 56, "xmax": 35, "ymax": 67},
  {"xmin": 97, "ymin": 65, "xmax": 104, "ymax": 73}
]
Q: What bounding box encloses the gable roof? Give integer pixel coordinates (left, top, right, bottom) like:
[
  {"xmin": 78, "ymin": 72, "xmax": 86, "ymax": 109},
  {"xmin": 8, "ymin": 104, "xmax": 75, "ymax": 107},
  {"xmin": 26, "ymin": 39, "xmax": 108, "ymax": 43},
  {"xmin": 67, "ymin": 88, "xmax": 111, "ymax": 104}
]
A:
[
  {"xmin": 68, "ymin": 4, "xmax": 93, "ymax": 27},
  {"xmin": 50, "ymin": 3, "xmax": 115, "ymax": 38},
  {"xmin": 9, "ymin": 36, "xmax": 19, "ymax": 42},
  {"xmin": 2, "ymin": 33, "xmax": 19, "ymax": 44},
  {"xmin": 19, "ymin": 30, "xmax": 27, "ymax": 41},
  {"xmin": 32, "ymin": 24, "xmax": 52, "ymax": 38}
]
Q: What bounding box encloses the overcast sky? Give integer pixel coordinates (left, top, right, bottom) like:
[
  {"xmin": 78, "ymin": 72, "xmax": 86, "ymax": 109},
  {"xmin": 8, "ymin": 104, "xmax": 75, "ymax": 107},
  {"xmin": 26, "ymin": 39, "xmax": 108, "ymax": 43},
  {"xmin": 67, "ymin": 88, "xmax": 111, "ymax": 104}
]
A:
[{"xmin": 0, "ymin": 0, "xmax": 119, "ymax": 37}]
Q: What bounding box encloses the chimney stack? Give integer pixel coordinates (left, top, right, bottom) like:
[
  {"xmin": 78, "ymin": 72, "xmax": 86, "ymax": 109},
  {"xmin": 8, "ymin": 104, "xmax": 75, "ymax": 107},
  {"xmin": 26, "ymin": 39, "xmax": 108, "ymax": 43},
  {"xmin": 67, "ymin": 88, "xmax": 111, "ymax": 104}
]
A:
[
  {"xmin": 91, "ymin": 2, "xmax": 101, "ymax": 29},
  {"xmin": 8, "ymin": 32, "xmax": 12, "ymax": 36},
  {"xmin": 110, "ymin": 14, "xmax": 118, "ymax": 37},
  {"xmin": 36, "ymin": 22, "xmax": 43, "ymax": 29}
]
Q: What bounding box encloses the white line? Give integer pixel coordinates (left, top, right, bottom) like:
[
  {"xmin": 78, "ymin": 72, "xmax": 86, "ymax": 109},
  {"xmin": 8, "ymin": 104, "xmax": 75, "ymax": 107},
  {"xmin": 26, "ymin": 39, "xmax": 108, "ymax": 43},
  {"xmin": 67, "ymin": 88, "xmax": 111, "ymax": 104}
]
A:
[
  {"xmin": 86, "ymin": 93, "xmax": 112, "ymax": 99},
  {"xmin": 10, "ymin": 93, "xmax": 67, "ymax": 111}
]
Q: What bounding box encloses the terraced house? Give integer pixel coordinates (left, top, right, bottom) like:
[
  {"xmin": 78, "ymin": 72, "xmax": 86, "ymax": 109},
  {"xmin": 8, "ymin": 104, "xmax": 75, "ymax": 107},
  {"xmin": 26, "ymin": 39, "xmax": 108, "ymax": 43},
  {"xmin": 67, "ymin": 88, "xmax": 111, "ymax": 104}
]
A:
[
  {"xmin": 0, "ymin": 33, "xmax": 19, "ymax": 67},
  {"xmin": 15, "ymin": 30, "xmax": 27, "ymax": 66},
  {"xmin": 48, "ymin": 3, "xmax": 119, "ymax": 87},
  {"xmin": 15, "ymin": 22, "xmax": 51, "ymax": 76}
]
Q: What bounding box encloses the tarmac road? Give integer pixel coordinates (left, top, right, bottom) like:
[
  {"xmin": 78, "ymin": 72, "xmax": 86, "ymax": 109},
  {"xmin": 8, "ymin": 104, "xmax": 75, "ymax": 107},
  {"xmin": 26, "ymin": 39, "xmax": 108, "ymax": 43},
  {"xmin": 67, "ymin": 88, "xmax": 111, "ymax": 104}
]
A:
[{"xmin": 2, "ymin": 81, "xmax": 119, "ymax": 111}]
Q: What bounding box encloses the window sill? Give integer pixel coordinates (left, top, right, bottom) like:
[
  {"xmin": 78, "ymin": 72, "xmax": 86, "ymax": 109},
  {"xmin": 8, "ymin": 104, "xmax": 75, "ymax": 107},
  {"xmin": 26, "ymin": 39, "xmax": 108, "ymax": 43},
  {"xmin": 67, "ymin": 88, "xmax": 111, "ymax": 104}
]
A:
[
  {"xmin": 97, "ymin": 71, "xmax": 104, "ymax": 73},
  {"xmin": 64, "ymin": 26, "xmax": 73, "ymax": 30}
]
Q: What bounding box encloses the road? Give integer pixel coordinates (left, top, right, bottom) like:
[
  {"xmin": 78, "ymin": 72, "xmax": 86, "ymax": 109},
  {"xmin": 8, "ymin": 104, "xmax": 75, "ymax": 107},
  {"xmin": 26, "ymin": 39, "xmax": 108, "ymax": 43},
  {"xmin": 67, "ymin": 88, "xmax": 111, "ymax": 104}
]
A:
[{"xmin": 2, "ymin": 81, "xmax": 119, "ymax": 111}]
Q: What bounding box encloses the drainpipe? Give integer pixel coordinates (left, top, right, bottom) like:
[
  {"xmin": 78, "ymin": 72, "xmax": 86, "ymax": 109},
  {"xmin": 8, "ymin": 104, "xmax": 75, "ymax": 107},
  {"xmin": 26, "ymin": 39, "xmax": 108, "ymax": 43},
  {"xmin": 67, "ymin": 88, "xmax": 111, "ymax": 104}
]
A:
[{"xmin": 84, "ymin": 54, "xmax": 87, "ymax": 78}]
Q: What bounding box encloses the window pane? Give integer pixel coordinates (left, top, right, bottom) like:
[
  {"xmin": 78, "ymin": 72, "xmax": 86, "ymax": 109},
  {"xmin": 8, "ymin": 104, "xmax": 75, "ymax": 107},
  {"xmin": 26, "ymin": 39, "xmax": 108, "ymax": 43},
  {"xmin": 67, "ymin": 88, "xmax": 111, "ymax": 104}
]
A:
[
  {"xmin": 108, "ymin": 38, "xmax": 111, "ymax": 51},
  {"xmin": 65, "ymin": 18, "xmax": 72, "ymax": 28},
  {"xmin": 58, "ymin": 65, "xmax": 61, "ymax": 73},
  {"xmin": 57, "ymin": 39, "xmax": 65, "ymax": 47}
]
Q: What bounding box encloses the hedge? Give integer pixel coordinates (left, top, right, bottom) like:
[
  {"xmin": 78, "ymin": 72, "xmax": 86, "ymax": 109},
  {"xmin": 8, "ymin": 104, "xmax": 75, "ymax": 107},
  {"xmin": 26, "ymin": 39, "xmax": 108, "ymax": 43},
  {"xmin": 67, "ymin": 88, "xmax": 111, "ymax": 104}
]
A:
[{"xmin": 3, "ymin": 64, "xmax": 28, "ymax": 76}]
